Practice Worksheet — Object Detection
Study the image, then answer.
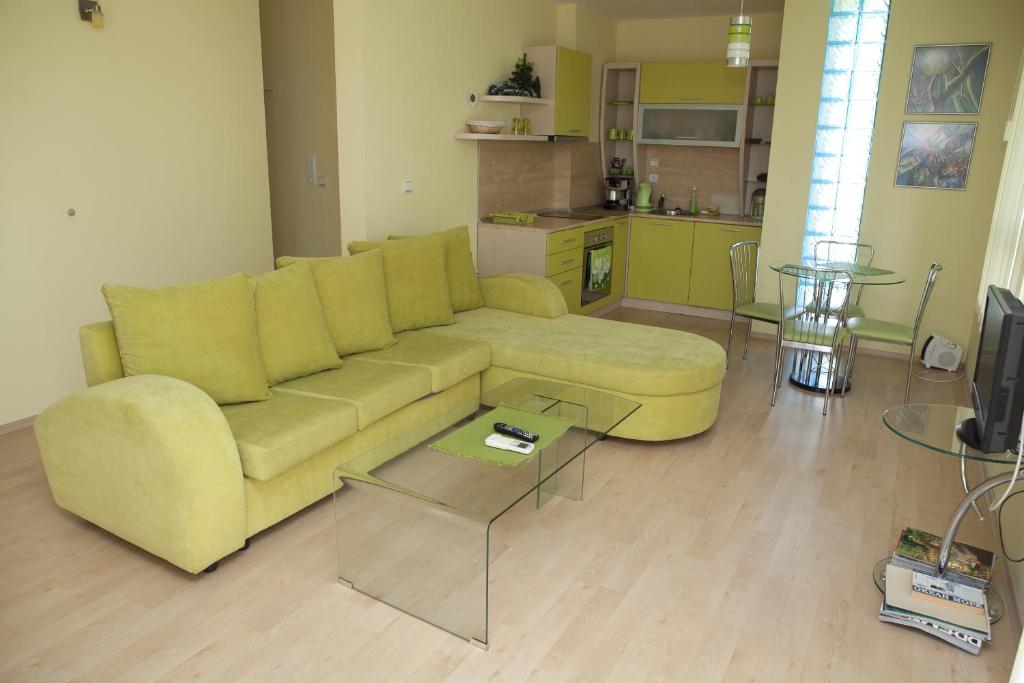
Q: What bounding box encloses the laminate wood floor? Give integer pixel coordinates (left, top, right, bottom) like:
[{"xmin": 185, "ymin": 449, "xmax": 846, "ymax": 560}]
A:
[{"xmin": 1, "ymin": 308, "xmax": 1019, "ymax": 681}]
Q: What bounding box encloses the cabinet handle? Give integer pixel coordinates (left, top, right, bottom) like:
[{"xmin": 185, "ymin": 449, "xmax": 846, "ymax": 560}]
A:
[
  {"xmin": 650, "ymin": 222, "xmax": 675, "ymax": 227},
  {"xmin": 568, "ymin": 129, "xmax": 582, "ymax": 133},
  {"xmin": 560, "ymin": 237, "xmax": 575, "ymax": 244},
  {"xmin": 561, "ymin": 258, "xmax": 574, "ymax": 265},
  {"xmin": 717, "ymin": 228, "xmax": 742, "ymax": 232},
  {"xmin": 674, "ymin": 136, "xmax": 698, "ymax": 140},
  {"xmin": 559, "ymin": 279, "xmax": 573, "ymax": 287}
]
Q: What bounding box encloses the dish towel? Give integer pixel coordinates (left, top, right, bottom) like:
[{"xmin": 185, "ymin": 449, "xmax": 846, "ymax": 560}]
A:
[
  {"xmin": 587, "ymin": 245, "xmax": 613, "ymax": 291},
  {"xmin": 430, "ymin": 406, "xmax": 575, "ymax": 467}
]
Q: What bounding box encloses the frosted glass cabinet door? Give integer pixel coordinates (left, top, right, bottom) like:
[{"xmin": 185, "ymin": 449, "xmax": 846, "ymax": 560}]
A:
[{"xmin": 638, "ymin": 104, "xmax": 742, "ymax": 147}]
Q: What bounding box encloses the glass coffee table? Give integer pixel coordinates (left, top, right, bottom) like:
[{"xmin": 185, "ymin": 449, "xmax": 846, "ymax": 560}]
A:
[{"xmin": 332, "ymin": 378, "xmax": 639, "ymax": 649}]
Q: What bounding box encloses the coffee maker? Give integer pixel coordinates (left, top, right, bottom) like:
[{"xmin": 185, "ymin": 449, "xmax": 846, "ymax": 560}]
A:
[{"xmin": 604, "ymin": 177, "xmax": 632, "ymax": 209}]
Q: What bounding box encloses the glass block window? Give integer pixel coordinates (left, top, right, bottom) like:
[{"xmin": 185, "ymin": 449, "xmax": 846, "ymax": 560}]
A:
[{"xmin": 801, "ymin": 0, "xmax": 891, "ymax": 263}]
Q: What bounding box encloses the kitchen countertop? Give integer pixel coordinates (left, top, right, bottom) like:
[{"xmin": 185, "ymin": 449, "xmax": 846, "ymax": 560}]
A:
[{"xmin": 478, "ymin": 206, "xmax": 763, "ymax": 233}]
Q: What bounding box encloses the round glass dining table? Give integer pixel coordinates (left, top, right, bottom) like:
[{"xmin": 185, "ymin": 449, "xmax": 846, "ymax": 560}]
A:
[{"xmin": 768, "ymin": 260, "xmax": 906, "ymax": 393}]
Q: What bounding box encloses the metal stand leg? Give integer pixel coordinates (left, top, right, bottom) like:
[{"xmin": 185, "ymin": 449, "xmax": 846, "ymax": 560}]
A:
[
  {"xmin": 873, "ymin": 469, "xmax": 1022, "ymax": 623},
  {"xmin": 742, "ymin": 319, "xmax": 753, "ymax": 360},
  {"xmin": 726, "ymin": 312, "xmax": 736, "ymax": 369},
  {"xmin": 959, "ymin": 444, "xmax": 985, "ymax": 522}
]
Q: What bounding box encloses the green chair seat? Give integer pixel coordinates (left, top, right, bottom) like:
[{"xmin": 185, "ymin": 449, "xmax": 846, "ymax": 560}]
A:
[
  {"xmin": 736, "ymin": 302, "xmax": 782, "ymax": 322},
  {"xmin": 783, "ymin": 318, "xmax": 850, "ymax": 347},
  {"xmin": 846, "ymin": 317, "xmax": 913, "ymax": 345}
]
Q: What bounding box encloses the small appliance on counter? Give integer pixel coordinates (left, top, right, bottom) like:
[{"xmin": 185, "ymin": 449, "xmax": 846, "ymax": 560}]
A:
[
  {"xmin": 604, "ymin": 176, "xmax": 632, "ymax": 209},
  {"xmin": 750, "ymin": 188, "xmax": 766, "ymax": 220},
  {"xmin": 635, "ymin": 182, "xmax": 653, "ymax": 213}
]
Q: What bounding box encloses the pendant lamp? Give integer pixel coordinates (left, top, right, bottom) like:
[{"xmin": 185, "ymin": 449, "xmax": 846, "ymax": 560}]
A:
[{"xmin": 727, "ymin": 2, "xmax": 752, "ymax": 68}]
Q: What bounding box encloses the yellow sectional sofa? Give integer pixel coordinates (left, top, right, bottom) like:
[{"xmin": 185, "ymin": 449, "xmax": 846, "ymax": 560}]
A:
[{"xmin": 35, "ymin": 234, "xmax": 725, "ymax": 575}]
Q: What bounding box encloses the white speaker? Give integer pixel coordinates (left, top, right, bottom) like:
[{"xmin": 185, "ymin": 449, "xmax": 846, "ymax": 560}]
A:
[{"xmin": 921, "ymin": 335, "xmax": 963, "ymax": 371}]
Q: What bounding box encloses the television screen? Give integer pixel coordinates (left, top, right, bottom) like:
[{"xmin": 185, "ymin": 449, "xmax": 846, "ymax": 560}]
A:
[{"xmin": 964, "ymin": 286, "xmax": 1024, "ymax": 453}]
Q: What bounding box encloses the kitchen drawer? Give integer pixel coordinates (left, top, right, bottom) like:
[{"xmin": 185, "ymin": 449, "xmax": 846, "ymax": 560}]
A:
[
  {"xmin": 546, "ymin": 248, "xmax": 584, "ymax": 276},
  {"xmin": 688, "ymin": 223, "xmax": 762, "ymax": 310},
  {"xmin": 548, "ymin": 267, "xmax": 583, "ymax": 314},
  {"xmin": 546, "ymin": 227, "xmax": 584, "ymax": 255}
]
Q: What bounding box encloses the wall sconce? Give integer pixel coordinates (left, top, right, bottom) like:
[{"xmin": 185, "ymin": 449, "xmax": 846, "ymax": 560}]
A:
[{"xmin": 79, "ymin": 0, "xmax": 104, "ymax": 28}]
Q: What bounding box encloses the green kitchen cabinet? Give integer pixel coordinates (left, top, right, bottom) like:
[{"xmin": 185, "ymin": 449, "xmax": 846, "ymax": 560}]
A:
[
  {"xmin": 610, "ymin": 218, "xmax": 628, "ymax": 300},
  {"xmin": 626, "ymin": 218, "xmax": 695, "ymax": 304},
  {"xmin": 548, "ymin": 267, "xmax": 583, "ymax": 315},
  {"xmin": 639, "ymin": 62, "xmax": 746, "ymax": 105},
  {"xmin": 555, "ymin": 47, "xmax": 592, "ymax": 136},
  {"xmin": 688, "ymin": 223, "xmax": 762, "ymax": 310}
]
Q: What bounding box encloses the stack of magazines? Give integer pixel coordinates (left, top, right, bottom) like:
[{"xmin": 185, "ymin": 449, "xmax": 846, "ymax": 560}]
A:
[{"xmin": 879, "ymin": 527, "xmax": 995, "ymax": 655}]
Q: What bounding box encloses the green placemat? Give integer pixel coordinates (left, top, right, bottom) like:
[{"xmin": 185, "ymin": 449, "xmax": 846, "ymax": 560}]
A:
[
  {"xmin": 823, "ymin": 261, "xmax": 894, "ymax": 276},
  {"xmin": 431, "ymin": 406, "xmax": 575, "ymax": 467}
]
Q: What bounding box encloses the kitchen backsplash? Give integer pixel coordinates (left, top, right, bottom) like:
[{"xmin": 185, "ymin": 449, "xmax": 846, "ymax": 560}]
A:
[
  {"xmin": 637, "ymin": 145, "xmax": 741, "ymax": 215},
  {"xmin": 478, "ymin": 141, "xmax": 603, "ymax": 216}
]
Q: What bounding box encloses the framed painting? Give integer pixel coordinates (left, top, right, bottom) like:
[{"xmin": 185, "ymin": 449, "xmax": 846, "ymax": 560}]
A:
[
  {"xmin": 905, "ymin": 44, "xmax": 991, "ymax": 114},
  {"xmin": 894, "ymin": 122, "xmax": 977, "ymax": 190}
]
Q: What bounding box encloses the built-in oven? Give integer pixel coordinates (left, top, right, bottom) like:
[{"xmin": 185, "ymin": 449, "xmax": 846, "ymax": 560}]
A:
[{"xmin": 581, "ymin": 226, "xmax": 613, "ymax": 306}]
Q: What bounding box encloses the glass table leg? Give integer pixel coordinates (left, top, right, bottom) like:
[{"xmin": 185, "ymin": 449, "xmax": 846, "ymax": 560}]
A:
[{"xmin": 334, "ymin": 475, "xmax": 490, "ymax": 647}]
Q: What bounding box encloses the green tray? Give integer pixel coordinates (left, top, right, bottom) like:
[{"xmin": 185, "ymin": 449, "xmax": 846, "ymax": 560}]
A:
[{"xmin": 489, "ymin": 211, "xmax": 537, "ymax": 225}]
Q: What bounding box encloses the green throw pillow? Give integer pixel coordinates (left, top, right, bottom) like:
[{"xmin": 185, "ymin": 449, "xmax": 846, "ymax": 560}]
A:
[
  {"xmin": 347, "ymin": 234, "xmax": 455, "ymax": 332},
  {"xmin": 389, "ymin": 226, "xmax": 484, "ymax": 312},
  {"xmin": 253, "ymin": 263, "xmax": 342, "ymax": 385},
  {"xmin": 102, "ymin": 272, "xmax": 271, "ymax": 405},
  {"xmin": 275, "ymin": 251, "xmax": 396, "ymax": 355}
]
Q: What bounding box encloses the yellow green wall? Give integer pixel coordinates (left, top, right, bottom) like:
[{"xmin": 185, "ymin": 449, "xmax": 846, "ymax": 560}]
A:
[
  {"xmin": 759, "ymin": 0, "xmax": 1024, "ymax": 356},
  {"xmin": 260, "ymin": 0, "xmax": 342, "ymax": 258},
  {"xmin": 616, "ymin": 13, "xmax": 784, "ymax": 62},
  {"xmin": 0, "ymin": 0, "xmax": 273, "ymax": 425},
  {"xmin": 332, "ymin": 0, "xmax": 558, "ymax": 245}
]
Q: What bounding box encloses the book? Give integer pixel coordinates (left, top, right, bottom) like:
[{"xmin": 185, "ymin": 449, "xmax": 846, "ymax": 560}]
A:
[
  {"xmin": 884, "ymin": 564, "xmax": 990, "ymax": 640},
  {"xmin": 892, "ymin": 527, "xmax": 994, "ymax": 589},
  {"xmin": 878, "ymin": 600, "xmax": 982, "ymax": 655},
  {"xmin": 912, "ymin": 570, "xmax": 986, "ymax": 610}
]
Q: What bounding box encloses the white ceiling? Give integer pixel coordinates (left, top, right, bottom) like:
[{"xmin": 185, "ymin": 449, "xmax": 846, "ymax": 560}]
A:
[{"xmin": 573, "ymin": 0, "xmax": 785, "ymax": 20}]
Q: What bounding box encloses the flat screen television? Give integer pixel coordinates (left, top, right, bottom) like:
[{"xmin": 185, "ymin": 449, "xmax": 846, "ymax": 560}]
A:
[{"xmin": 957, "ymin": 286, "xmax": 1024, "ymax": 453}]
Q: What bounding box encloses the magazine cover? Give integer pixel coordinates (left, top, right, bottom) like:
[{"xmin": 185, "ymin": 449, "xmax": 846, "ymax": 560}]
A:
[{"xmin": 895, "ymin": 528, "xmax": 994, "ymax": 583}]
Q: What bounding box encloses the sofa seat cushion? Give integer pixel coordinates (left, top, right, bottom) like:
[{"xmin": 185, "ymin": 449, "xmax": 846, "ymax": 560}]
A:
[
  {"xmin": 221, "ymin": 389, "xmax": 358, "ymax": 481},
  {"xmin": 434, "ymin": 308, "xmax": 725, "ymax": 397},
  {"xmin": 350, "ymin": 330, "xmax": 490, "ymax": 392},
  {"xmin": 274, "ymin": 362, "xmax": 433, "ymax": 429}
]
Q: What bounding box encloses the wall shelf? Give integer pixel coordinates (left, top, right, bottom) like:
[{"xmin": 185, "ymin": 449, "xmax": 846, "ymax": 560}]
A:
[
  {"xmin": 454, "ymin": 132, "xmax": 549, "ymax": 142},
  {"xmin": 478, "ymin": 95, "xmax": 552, "ymax": 106}
]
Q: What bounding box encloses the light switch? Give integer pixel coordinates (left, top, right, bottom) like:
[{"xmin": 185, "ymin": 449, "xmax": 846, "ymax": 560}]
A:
[
  {"xmin": 402, "ymin": 180, "xmax": 414, "ymax": 193},
  {"xmin": 648, "ymin": 173, "xmax": 659, "ymax": 183},
  {"xmin": 649, "ymin": 158, "xmax": 659, "ymax": 168},
  {"xmin": 306, "ymin": 155, "xmax": 317, "ymax": 186}
]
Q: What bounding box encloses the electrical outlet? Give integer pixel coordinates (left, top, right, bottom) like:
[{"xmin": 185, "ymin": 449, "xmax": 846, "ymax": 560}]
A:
[
  {"xmin": 317, "ymin": 175, "xmax": 328, "ymax": 186},
  {"xmin": 402, "ymin": 180, "xmax": 414, "ymax": 193},
  {"xmin": 649, "ymin": 158, "xmax": 659, "ymax": 168},
  {"xmin": 648, "ymin": 173, "xmax": 659, "ymax": 183}
]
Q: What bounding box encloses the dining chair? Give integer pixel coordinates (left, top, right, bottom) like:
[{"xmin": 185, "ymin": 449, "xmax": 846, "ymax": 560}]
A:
[
  {"xmin": 728, "ymin": 241, "xmax": 785, "ymax": 368},
  {"xmin": 813, "ymin": 239, "xmax": 875, "ymax": 319},
  {"xmin": 773, "ymin": 264, "xmax": 853, "ymax": 415},
  {"xmin": 845, "ymin": 261, "xmax": 943, "ymax": 405}
]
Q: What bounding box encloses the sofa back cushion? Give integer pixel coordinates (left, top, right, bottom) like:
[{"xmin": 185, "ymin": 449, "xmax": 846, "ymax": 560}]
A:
[
  {"xmin": 275, "ymin": 251, "xmax": 396, "ymax": 355},
  {"xmin": 102, "ymin": 273, "xmax": 272, "ymax": 405},
  {"xmin": 254, "ymin": 263, "xmax": 342, "ymax": 385},
  {"xmin": 347, "ymin": 235, "xmax": 455, "ymax": 332},
  {"xmin": 389, "ymin": 226, "xmax": 484, "ymax": 312}
]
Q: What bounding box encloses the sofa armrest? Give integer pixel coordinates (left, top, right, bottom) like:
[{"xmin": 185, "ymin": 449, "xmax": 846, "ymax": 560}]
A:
[
  {"xmin": 34, "ymin": 375, "xmax": 246, "ymax": 574},
  {"xmin": 480, "ymin": 273, "xmax": 568, "ymax": 319}
]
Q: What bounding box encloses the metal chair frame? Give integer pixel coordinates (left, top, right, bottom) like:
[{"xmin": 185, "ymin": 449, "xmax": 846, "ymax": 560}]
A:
[
  {"xmin": 813, "ymin": 239, "xmax": 875, "ymax": 307},
  {"xmin": 773, "ymin": 264, "xmax": 853, "ymax": 415},
  {"xmin": 846, "ymin": 261, "xmax": 943, "ymax": 405},
  {"xmin": 727, "ymin": 240, "xmax": 773, "ymax": 367}
]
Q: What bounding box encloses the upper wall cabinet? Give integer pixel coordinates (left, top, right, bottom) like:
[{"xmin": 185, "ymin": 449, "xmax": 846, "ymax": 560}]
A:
[
  {"xmin": 523, "ymin": 46, "xmax": 592, "ymax": 137},
  {"xmin": 639, "ymin": 62, "xmax": 746, "ymax": 105}
]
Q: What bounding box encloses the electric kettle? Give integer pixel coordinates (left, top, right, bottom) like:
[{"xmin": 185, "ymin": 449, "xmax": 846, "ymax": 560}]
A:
[{"xmin": 635, "ymin": 182, "xmax": 653, "ymax": 213}]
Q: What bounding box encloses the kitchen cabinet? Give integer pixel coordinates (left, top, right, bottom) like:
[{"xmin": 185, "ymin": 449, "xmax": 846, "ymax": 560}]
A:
[
  {"xmin": 626, "ymin": 218, "xmax": 694, "ymax": 304},
  {"xmin": 554, "ymin": 47, "xmax": 592, "ymax": 136},
  {"xmin": 639, "ymin": 62, "xmax": 746, "ymax": 105},
  {"xmin": 688, "ymin": 223, "xmax": 762, "ymax": 310},
  {"xmin": 547, "ymin": 268, "xmax": 583, "ymax": 315},
  {"xmin": 609, "ymin": 218, "xmax": 629, "ymax": 300},
  {"xmin": 521, "ymin": 46, "xmax": 592, "ymax": 138},
  {"xmin": 638, "ymin": 105, "xmax": 742, "ymax": 147}
]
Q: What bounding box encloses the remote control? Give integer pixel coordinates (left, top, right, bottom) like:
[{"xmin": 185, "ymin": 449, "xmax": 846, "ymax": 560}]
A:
[
  {"xmin": 494, "ymin": 422, "xmax": 539, "ymax": 443},
  {"xmin": 484, "ymin": 433, "xmax": 535, "ymax": 455}
]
